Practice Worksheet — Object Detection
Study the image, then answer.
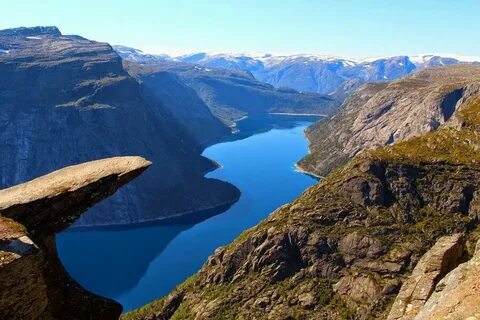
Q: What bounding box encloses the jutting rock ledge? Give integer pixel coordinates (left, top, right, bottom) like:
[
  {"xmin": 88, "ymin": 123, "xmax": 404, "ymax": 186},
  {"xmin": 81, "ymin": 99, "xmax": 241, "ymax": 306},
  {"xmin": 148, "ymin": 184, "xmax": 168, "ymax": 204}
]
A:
[{"xmin": 0, "ymin": 156, "xmax": 151, "ymax": 320}]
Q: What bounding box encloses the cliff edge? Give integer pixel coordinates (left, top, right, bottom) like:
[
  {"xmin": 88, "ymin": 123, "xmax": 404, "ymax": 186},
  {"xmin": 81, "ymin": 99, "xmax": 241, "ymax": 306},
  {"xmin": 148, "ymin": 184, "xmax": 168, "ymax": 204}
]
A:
[{"xmin": 0, "ymin": 156, "xmax": 151, "ymax": 319}]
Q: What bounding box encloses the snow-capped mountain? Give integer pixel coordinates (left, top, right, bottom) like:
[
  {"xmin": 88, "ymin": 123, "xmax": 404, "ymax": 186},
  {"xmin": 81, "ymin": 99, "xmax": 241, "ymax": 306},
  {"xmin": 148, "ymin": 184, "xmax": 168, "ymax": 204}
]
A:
[
  {"xmin": 113, "ymin": 45, "xmax": 480, "ymax": 98},
  {"xmin": 173, "ymin": 53, "xmax": 480, "ymax": 97},
  {"xmin": 113, "ymin": 45, "xmax": 171, "ymax": 63}
]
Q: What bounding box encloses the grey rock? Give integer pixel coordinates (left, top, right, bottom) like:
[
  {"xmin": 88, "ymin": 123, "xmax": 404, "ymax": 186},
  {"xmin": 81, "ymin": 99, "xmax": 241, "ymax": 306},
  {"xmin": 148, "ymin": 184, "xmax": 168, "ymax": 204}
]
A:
[{"xmin": 387, "ymin": 234, "xmax": 464, "ymax": 320}]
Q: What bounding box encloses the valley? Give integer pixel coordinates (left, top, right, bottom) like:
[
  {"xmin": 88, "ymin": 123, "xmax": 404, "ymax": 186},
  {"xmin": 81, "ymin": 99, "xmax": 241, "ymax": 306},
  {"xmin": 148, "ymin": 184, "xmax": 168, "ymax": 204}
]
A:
[
  {"xmin": 1, "ymin": 5, "xmax": 480, "ymax": 318},
  {"xmin": 56, "ymin": 115, "xmax": 319, "ymax": 312}
]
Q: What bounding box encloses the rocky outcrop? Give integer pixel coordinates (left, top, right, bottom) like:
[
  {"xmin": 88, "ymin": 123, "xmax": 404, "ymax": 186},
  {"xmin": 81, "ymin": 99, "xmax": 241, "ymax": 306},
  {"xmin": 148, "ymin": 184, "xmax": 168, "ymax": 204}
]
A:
[
  {"xmin": 0, "ymin": 26, "xmax": 240, "ymax": 227},
  {"xmin": 0, "ymin": 156, "xmax": 150, "ymax": 319},
  {"xmin": 414, "ymin": 239, "xmax": 480, "ymax": 320},
  {"xmin": 123, "ymin": 95, "xmax": 480, "ymax": 320},
  {"xmin": 387, "ymin": 236, "xmax": 480, "ymax": 320},
  {"xmin": 298, "ymin": 65, "xmax": 480, "ymax": 177},
  {"xmin": 387, "ymin": 234, "xmax": 464, "ymax": 320}
]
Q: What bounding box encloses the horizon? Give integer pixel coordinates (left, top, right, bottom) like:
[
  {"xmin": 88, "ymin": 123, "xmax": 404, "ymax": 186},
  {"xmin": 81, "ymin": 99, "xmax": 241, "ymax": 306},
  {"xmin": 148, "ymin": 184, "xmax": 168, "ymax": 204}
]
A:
[
  {"xmin": 0, "ymin": 0, "xmax": 478, "ymax": 57},
  {"xmin": 4, "ymin": 24, "xmax": 480, "ymax": 61}
]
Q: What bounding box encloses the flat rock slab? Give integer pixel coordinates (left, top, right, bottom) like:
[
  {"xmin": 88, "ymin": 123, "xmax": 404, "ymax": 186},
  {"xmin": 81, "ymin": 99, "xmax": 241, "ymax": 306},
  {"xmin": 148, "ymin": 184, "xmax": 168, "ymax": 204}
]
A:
[{"xmin": 0, "ymin": 156, "xmax": 151, "ymax": 234}]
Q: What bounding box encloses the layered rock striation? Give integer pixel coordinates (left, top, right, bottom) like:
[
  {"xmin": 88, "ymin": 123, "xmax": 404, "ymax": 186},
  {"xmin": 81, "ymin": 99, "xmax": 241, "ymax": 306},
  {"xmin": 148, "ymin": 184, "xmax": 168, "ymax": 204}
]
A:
[
  {"xmin": 298, "ymin": 64, "xmax": 480, "ymax": 177},
  {"xmin": 0, "ymin": 156, "xmax": 150, "ymax": 319},
  {"xmin": 0, "ymin": 26, "xmax": 239, "ymax": 227}
]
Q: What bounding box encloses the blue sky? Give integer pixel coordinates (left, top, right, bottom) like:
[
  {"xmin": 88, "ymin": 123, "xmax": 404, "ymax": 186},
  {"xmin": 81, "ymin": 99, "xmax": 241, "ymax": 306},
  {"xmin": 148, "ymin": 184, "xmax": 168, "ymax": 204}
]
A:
[{"xmin": 0, "ymin": 0, "xmax": 478, "ymax": 57}]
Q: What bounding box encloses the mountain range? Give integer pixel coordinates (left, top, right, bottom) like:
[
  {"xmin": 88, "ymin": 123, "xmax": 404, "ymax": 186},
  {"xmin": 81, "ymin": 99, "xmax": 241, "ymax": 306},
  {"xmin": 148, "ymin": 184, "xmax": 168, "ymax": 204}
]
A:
[
  {"xmin": 123, "ymin": 63, "xmax": 480, "ymax": 320},
  {"xmin": 116, "ymin": 51, "xmax": 340, "ymax": 126},
  {"xmin": 2, "ymin": 25, "xmax": 480, "ymax": 320},
  {"xmin": 115, "ymin": 46, "xmax": 480, "ymax": 99}
]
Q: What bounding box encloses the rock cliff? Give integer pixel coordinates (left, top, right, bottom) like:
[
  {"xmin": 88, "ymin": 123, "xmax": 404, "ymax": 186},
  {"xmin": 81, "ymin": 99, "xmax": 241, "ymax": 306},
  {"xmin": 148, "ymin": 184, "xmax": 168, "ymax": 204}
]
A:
[
  {"xmin": 123, "ymin": 93, "xmax": 480, "ymax": 319},
  {"xmin": 0, "ymin": 156, "xmax": 150, "ymax": 319},
  {"xmin": 0, "ymin": 26, "xmax": 239, "ymax": 227},
  {"xmin": 413, "ymin": 239, "xmax": 480, "ymax": 319},
  {"xmin": 298, "ymin": 64, "xmax": 480, "ymax": 177},
  {"xmin": 386, "ymin": 233, "xmax": 480, "ymax": 320}
]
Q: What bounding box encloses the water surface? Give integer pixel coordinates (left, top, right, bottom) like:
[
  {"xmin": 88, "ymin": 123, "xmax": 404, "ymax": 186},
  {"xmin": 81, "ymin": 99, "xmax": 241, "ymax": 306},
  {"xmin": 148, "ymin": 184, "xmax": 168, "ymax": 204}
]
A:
[{"xmin": 57, "ymin": 115, "xmax": 319, "ymax": 311}]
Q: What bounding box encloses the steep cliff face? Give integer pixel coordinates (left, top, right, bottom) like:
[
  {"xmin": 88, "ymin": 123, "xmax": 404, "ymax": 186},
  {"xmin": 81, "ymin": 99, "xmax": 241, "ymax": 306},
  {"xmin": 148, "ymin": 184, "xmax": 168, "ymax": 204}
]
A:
[
  {"xmin": 0, "ymin": 26, "xmax": 239, "ymax": 227},
  {"xmin": 123, "ymin": 96, "xmax": 480, "ymax": 320},
  {"xmin": 386, "ymin": 233, "xmax": 480, "ymax": 320},
  {"xmin": 412, "ymin": 238, "xmax": 480, "ymax": 320},
  {"xmin": 117, "ymin": 51, "xmax": 340, "ymax": 126},
  {"xmin": 0, "ymin": 156, "xmax": 150, "ymax": 319},
  {"xmin": 299, "ymin": 65, "xmax": 480, "ymax": 177},
  {"xmin": 129, "ymin": 69, "xmax": 231, "ymax": 147}
]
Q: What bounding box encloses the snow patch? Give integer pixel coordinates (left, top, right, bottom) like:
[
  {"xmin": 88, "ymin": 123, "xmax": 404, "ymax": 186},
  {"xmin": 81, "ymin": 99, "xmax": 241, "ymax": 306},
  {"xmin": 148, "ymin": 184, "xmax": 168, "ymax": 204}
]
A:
[
  {"xmin": 0, "ymin": 49, "xmax": 9, "ymax": 54},
  {"xmin": 26, "ymin": 36, "xmax": 42, "ymax": 40}
]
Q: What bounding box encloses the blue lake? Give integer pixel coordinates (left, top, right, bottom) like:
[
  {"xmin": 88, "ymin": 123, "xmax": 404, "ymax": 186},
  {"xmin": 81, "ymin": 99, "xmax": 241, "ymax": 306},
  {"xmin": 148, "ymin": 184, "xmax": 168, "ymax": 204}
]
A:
[{"xmin": 56, "ymin": 116, "xmax": 319, "ymax": 312}]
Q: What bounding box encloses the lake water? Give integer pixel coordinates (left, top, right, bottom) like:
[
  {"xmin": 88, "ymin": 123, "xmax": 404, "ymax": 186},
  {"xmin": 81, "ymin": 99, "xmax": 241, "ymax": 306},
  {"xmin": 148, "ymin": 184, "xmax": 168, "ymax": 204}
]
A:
[{"xmin": 56, "ymin": 115, "xmax": 319, "ymax": 312}]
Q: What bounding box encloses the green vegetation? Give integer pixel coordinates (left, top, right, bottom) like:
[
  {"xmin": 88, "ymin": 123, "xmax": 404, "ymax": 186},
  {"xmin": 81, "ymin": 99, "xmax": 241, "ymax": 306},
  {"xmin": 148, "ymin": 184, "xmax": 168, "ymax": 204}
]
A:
[{"xmin": 124, "ymin": 92, "xmax": 480, "ymax": 319}]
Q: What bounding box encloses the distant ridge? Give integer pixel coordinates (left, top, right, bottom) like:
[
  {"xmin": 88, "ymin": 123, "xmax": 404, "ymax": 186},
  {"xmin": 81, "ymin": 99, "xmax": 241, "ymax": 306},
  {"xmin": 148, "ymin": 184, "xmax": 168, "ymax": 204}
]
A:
[
  {"xmin": 0, "ymin": 26, "xmax": 61, "ymax": 37},
  {"xmin": 114, "ymin": 45, "xmax": 480, "ymax": 97}
]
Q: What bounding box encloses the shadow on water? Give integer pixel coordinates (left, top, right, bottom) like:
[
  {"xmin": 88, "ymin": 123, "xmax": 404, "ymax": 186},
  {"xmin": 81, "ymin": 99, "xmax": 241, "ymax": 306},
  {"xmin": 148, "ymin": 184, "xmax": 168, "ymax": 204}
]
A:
[
  {"xmin": 229, "ymin": 114, "xmax": 324, "ymax": 142},
  {"xmin": 56, "ymin": 114, "xmax": 321, "ymax": 311},
  {"xmin": 56, "ymin": 203, "xmax": 233, "ymax": 299}
]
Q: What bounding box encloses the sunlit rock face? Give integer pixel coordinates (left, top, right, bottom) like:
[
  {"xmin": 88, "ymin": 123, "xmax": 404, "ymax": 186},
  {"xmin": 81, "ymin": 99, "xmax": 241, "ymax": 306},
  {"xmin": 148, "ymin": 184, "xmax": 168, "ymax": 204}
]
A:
[{"xmin": 298, "ymin": 65, "xmax": 480, "ymax": 177}]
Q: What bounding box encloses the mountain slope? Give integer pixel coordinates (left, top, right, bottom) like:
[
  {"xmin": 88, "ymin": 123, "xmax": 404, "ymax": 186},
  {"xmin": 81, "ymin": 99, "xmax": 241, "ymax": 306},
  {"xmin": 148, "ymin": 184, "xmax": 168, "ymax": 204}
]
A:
[
  {"xmin": 123, "ymin": 92, "xmax": 480, "ymax": 320},
  {"xmin": 298, "ymin": 64, "xmax": 480, "ymax": 177},
  {"xmin": 174, "ymin": 52, "xmax": 480, "ymax": 97},
  {"xmin": 0, "ymin": 26, "xmax": 239, "ymax": 227},
  {"xmin": 125, "ymin": 63, "xmax": 231, "ymax": 147},
  {"xmin": 115, "ymin": 47, "xmax": 341, "ymax": 125}
]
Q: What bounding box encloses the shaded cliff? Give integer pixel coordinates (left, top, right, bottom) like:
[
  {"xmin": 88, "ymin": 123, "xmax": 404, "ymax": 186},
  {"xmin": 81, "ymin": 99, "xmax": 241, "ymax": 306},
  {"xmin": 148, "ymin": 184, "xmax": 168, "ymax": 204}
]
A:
[
  {"xmin": 298, "ymin": 64, "xmax": 480, "ymax": 177},
  {"xmin": 0, "ymin": 156, "xmax": 150, "ymax": 319},
  {"xmin": 123, "ymin": 95, "xmax": 480, "ymax": 319},
  {"xmin": 0, "ymin": 26, "xmax": 239, "ymax": 227},
  {"xmin": 123, "ymin": 64, "xmax": 231, "ymax": 146}
]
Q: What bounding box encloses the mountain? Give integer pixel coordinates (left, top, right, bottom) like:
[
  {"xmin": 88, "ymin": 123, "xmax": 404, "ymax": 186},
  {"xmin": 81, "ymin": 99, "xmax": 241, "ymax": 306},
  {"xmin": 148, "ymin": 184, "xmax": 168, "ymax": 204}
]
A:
[
  {"xmin": 173, "ymin": 52, "xmax": 480, "ymax": 98},
  {"xmin": 298, "ymin": 64, "xmax": 480, "ymax": 177},
  {"xmin": 0, "ymin": 26, "xmax": 239, "ymax": 227},
  {"xmin": 123, "ymin": 70, "xmax": 480, "ymax": 320},
  {"xmin": 114, "ymin": 47, "xmax": 341, "ymax": 126}
]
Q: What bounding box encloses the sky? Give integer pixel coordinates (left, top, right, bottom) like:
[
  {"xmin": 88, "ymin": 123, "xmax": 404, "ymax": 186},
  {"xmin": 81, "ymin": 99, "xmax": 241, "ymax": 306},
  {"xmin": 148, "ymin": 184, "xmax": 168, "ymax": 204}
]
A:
[{"xmin": 0, "ymin": 0, "xmax": 478, "ymax": 57}]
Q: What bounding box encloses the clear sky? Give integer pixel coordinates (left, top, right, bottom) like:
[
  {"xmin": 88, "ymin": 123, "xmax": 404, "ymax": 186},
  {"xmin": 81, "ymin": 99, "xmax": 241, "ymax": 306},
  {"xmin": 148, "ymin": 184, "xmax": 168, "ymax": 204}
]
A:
[{"xmin": 0, "ymin": 0, "xmax": 478, "ymax": 57}]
